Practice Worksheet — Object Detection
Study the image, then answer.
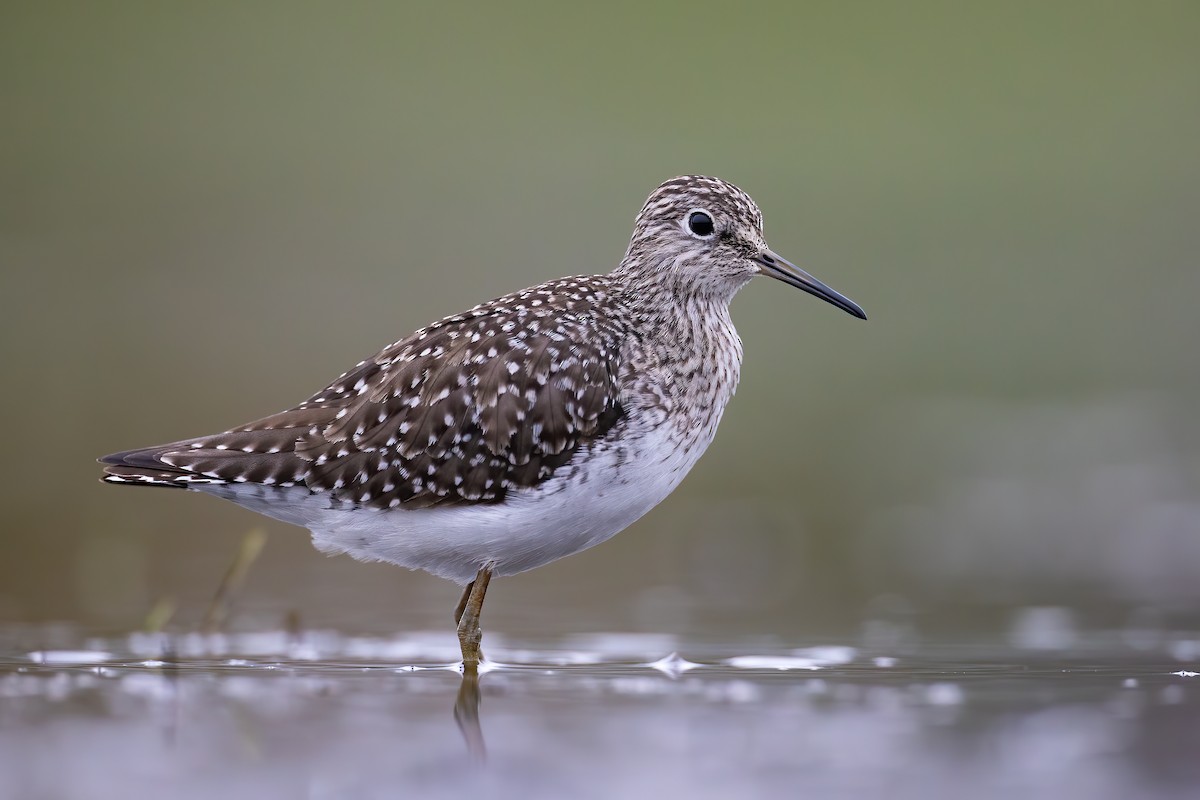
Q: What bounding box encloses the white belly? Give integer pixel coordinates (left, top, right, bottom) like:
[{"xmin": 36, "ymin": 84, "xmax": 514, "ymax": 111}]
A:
[{"xmin": 203, "ymin": 419, "xmax": 714, "ymax": 585}]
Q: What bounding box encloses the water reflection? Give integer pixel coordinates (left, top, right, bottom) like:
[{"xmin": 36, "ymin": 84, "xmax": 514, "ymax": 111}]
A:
[{"xmin": 454, "ymin": 668, "xmax": 486, "ymax": 762}]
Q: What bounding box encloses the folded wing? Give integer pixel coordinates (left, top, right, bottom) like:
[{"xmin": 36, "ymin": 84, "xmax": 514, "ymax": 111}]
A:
[{"xmin": 100, "ymin": 278, "xmax": 626, "ymax": 509}]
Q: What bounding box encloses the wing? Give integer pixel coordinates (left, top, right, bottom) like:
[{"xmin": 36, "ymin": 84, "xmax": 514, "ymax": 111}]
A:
[{"xmin": 101, "ymin": 277, "xmax": 627, "ymax": 509}]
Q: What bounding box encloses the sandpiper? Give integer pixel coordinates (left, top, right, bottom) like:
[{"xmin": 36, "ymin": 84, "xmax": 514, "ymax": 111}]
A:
[{"xmin": 100, "ymin": 176, "xmax": 865, "ymax": 666}]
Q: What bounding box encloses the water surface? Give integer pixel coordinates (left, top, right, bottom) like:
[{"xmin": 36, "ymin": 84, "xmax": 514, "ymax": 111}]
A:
[{"xmin": 3, "ymin": 627, "xmax": 1197, "ymax": 799}]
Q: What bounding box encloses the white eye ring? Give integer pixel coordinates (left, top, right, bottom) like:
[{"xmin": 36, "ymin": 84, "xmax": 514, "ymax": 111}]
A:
[{"xmin": 684, "ymin": 209, "xmax": 716, "ymax": 238}]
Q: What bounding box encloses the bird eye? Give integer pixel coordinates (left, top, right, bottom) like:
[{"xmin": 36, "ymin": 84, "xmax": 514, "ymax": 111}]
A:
[{"xmin": 687, "ymin": 210, "xmax": 715, "ymax": 238}]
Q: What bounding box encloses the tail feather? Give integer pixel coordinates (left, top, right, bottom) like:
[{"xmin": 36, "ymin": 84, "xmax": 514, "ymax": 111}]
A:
[
  {"xmin": 101, "ymin": 442, "xmax": 185, "ymax": 470},
  {"xmin": 101, "ymin": 441, "xmax": 191, "ymax": 487},
  {"xmin": 99, "ymin": 428, "xmax": 316, "ymax": 489},
  {"xmin": 101, "ymin": 464, "xmax": 217, "ymax": 488},
  {"xmin": 100, "ymin": 405, "xmax": 339, "ymax": 490}
]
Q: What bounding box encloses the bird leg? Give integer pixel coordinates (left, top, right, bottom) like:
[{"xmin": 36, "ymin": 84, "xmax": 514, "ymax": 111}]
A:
[
  {"xmin": 453, "ymin": 580, "xmax": 474, "ymax": 627},
  {"xmin": 456, "ymin": 563, "xmax": 494, "ymax": 669}
]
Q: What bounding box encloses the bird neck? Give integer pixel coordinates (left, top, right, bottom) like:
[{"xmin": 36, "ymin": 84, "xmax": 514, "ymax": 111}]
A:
[
  {"xmin": 611, "ymin": 257, "xmax": 744, "ymax": 377},
  {"xmin": 613, "ymin": 249, "xmax": 748, "ymax": 310},
  {"xmin": 610, "ymin": 262, "xmax": 744, "ymax": 441}
]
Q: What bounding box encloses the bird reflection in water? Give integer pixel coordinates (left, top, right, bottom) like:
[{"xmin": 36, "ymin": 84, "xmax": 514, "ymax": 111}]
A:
[{"xmin": 453, "ymin": 666, "xmax": 487, "ymax": 762}]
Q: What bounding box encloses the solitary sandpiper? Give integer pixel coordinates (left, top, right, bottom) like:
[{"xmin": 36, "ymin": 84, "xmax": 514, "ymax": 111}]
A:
[{"xmin": 100, "ymin": 176, "xmax": 866, "ymax": 666}]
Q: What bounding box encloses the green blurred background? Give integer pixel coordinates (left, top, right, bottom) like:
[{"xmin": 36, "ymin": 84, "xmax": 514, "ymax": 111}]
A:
[{"xmin": 2, "ymin": 1, "xmax": 1198, "ymax": 641}]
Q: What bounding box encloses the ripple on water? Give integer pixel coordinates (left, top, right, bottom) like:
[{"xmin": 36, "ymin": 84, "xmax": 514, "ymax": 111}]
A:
[{"xmin": 2, "ymin": 626, "xmax": 1199, "ymax": 800}]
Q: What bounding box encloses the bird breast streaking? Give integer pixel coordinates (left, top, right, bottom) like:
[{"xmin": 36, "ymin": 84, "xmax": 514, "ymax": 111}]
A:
[{"xmin": 100, "ymin": 175, "xmax": 866, "ymax": 667}]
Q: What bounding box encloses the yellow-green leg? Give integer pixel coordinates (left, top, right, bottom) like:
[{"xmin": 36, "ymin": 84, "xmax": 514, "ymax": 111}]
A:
[{"xmin": 454, "ymin": 563, "xmax": 494, "ymax": 669}]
